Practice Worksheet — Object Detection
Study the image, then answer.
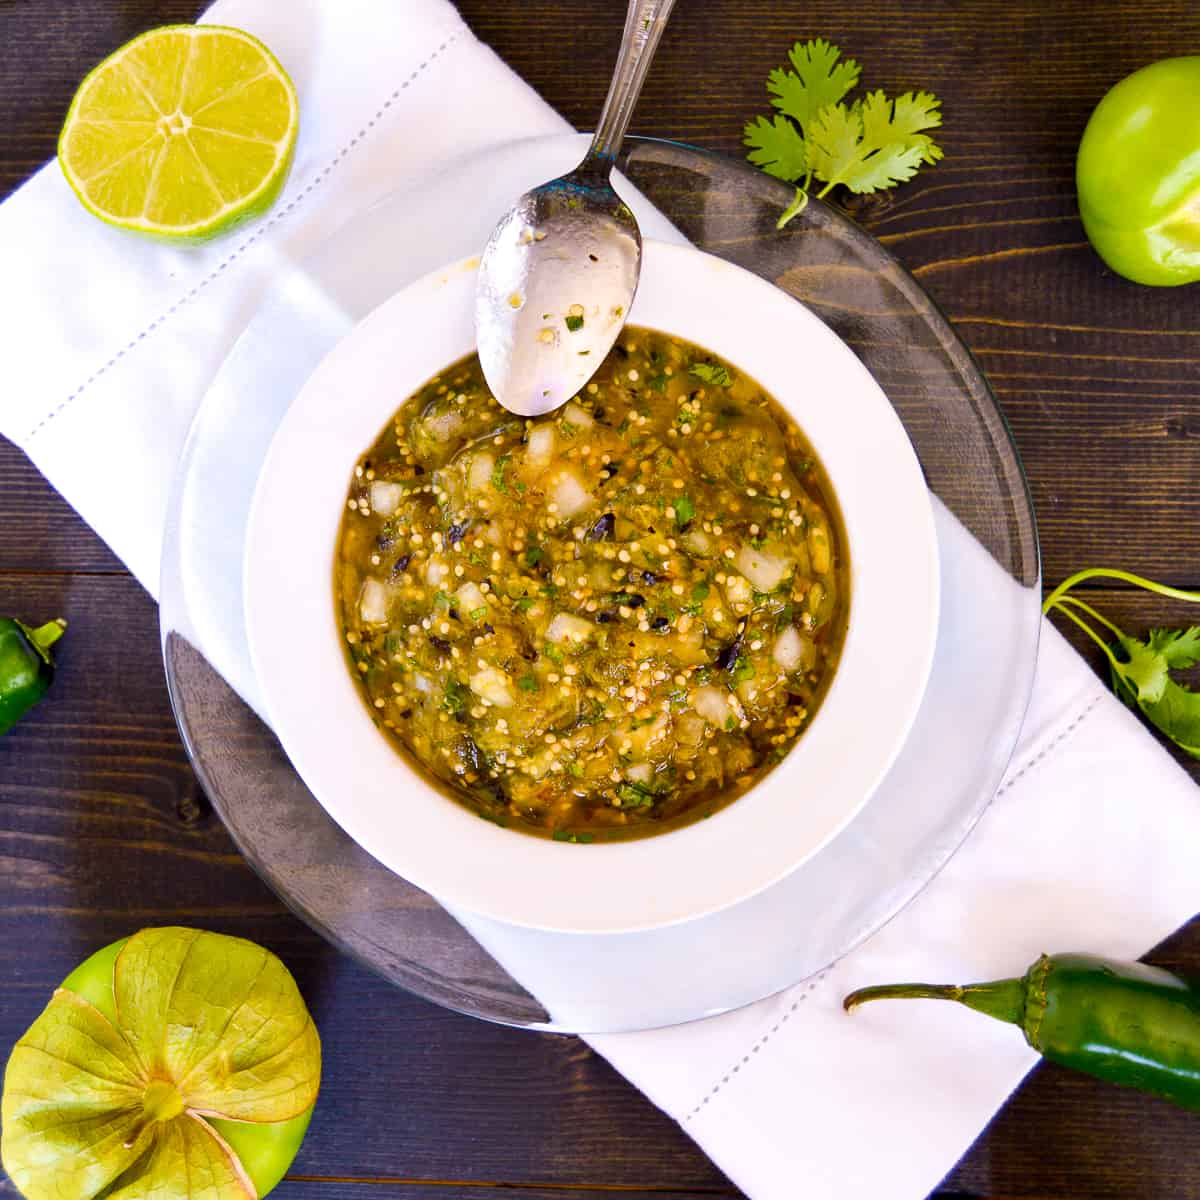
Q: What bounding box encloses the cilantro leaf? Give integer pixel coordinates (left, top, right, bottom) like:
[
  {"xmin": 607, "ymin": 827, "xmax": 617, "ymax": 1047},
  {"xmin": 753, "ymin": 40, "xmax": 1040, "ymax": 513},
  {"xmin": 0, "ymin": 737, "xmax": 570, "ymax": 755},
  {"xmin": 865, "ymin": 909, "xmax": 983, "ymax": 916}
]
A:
[
  {"xmin": 744, "ymin": 114, "xmax": 809, "ymax": 181},
  {"xmin": 1141, "ymin": 680, "xmax": 1200, "ymax": 757},
  {"xmin": 768, "ymin": 38, "xmax": 861, "ymax": 128},
  {"xmin": 743, "ymin": 39, "xmax": 943, "ymax": 223},
  {"xmin": 1148, "ymin": 627, "xmax": 1200, "ymax": 670},
  {"xmin": 491, "ymin": 454, "xmax": 510, "ymax": 493},
  {"xmin": 689, "ymin": 362, "xmax": 734, "ymax": 387},
  {"xmin": 616, "ymin": 781, "xmax": 656, "ymax": 809},
  {"xmin": 1043, "ymin": 568, "xmax": 1200, "ymax": 760},
  {"xmin": 808, "ymin": 90, "xmax": 943, "ymax": 195},
  {"xmin": 1114, "ymin": 635, "xmax": 1170, "ymax": 705},
  {"xmin": 1112, "ymin": 644, "xmax": 1200, "ymax": 759},
  {"xmin": 861, "ymin": 90, "xmax": 944, "ymax": 155}
]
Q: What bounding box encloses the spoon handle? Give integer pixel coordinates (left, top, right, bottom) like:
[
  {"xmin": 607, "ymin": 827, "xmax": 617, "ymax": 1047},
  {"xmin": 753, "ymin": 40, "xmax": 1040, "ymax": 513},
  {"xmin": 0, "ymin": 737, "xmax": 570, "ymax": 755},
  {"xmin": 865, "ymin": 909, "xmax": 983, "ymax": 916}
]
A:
[{"xmin": 584, "ymin": 0, "xmax": 677, "ymax": 173}]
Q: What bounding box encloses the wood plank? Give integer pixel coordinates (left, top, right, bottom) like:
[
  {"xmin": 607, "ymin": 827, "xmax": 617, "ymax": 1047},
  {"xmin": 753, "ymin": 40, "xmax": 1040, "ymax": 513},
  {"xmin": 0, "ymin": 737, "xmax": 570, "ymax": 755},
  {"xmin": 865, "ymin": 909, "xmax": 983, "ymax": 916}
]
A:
[
  {"xmin": 0, "ymin": 1183, "xmax": 732, "ymax": 1200},
  {"xmin": 0, "ymin": 446, "xmax": 125, "ymax": 573},
  {"xmin": 281, "ymin": 1188, "xmax": 732, "ymax": 1200}
]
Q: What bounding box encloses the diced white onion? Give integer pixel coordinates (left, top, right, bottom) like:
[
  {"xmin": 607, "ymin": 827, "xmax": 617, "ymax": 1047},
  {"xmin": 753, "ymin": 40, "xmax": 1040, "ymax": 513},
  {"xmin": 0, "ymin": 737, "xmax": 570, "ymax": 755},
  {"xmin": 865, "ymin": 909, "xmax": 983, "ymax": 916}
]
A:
[
  {"xmin": 809, "ymin": 524, "xmax": 832, "ymax": 575},
  {"xmin": 549, "ymin": 470, "xmax": 593, "ymax": 519},
  {"xmin": 467, "ymin": 451, "xmax": 495, "ymax": 493},
  {"xmin": 692, "ymin": 685, "xmax": 732, "ymax": 727},
  {"xmin": 358, "ymin": 579, "xmax": 389, "ymax": 625},
  {"xmin": 683, "ymin": 528, "xmax": 714, "ymax": 557},
  {"xmin": 424, "ymin": 409, "xmax": 463, "ymax": 443},
  {"xmin": 675, "ymin": 712, "xmax": 707, "ymax": 747},
  {"xmin": 469, "ymin": 665, "xmax": 515, "ymax": 707},
  {"xmin": 455, "ymin": 581, "xmax": 486, "ymax": 613},
  {"xmin": 526, "ymin": 424, "xmax": 556, "ymax": 467},
  {"xmin": 546, "ymin": 612, "xmax": 593, "ymax": 645},
  {"xmin": 626, "ymin": 762, "xmax": 653, "ymax": 784},
  {"xmin": 773, "ymin": 626, "xmax": 814, "ymax": 672},
  {"xmin": 424, "ymin": 557, "xmax": 450, "ymax": 587},
  {"xmin": 628, "ymin": 713, "xmax": 669, "ymax": 756},
  {"xmin": 672, "ymin": 626, "xmax": 708, "ymax": 665},
  {"xmin": 561, "ymin": 401, "xmax": 594, "ymax": 431},
  {"xmin": 722, "ymin": 573, "xmax": 753, "ymax": 612},
  {"xmin": 369, "ymin": 480, "xmax": 403, "ymax": 516},
  {"xmin": 735, "ymin": 544, "xmax": 792, "ymax": 593}
]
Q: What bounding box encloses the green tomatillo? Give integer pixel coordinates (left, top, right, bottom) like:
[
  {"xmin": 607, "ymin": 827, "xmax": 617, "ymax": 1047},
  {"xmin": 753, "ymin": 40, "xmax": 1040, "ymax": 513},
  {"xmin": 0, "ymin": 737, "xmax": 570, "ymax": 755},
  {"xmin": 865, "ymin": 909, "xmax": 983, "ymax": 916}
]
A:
[
  {"xmin": 1077, "ymin": 56, "xmax": 1200, "ymax": 285},
  {"xmin": 1, "ymin": 928, "xmax": 320, "ymax": 1200}
]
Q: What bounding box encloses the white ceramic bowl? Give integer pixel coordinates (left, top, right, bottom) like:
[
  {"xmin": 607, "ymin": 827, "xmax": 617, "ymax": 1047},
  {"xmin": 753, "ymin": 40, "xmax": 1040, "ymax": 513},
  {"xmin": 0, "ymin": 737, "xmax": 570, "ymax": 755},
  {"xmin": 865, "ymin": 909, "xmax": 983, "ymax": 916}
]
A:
[{"xmin": 244, "ymin": 240, "xmax": 939, "ymax": 935}]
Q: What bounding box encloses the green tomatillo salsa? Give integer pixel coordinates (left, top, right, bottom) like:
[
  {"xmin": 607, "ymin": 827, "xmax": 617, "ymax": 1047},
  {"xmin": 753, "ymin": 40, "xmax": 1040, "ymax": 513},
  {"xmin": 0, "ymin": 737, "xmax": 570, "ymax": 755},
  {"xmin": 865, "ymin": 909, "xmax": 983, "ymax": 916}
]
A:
[{"xmin": 335, "ymin": 327, "xmax": 849, "ymax": 841}]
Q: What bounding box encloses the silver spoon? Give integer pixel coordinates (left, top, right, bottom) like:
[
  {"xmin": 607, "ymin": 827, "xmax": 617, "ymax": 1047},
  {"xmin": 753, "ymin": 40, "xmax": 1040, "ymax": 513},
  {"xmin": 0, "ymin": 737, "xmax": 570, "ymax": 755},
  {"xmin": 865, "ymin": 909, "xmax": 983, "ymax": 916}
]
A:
[{"xmin": 475, "ymin": 0, "xmax": 677, "ymax": 417}]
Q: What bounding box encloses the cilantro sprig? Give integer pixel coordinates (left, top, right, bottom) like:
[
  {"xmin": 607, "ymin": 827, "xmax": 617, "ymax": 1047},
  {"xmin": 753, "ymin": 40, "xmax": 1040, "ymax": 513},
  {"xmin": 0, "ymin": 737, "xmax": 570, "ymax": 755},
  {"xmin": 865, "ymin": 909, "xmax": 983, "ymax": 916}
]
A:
[
  {"xmin": 1044, "ymin": 568, "xmax": 1200, "ymax": 758},
  {"xmin": 744, "ymin": 38, "xmax": 943, "ymax": 227}
]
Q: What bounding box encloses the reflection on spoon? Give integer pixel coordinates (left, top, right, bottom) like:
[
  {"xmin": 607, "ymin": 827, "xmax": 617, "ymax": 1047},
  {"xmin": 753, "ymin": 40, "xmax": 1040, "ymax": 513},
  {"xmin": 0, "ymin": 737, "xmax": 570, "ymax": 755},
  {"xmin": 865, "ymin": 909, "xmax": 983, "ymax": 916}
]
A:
[{"xmin": 475, "ymin": 0, "xmax": 677, "ymax": 417}]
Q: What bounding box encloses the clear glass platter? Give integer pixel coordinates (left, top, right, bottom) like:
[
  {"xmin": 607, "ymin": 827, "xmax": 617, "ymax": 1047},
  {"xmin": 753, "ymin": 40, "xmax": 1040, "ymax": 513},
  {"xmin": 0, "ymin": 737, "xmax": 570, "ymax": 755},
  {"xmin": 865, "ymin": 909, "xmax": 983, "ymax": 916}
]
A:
[{"xmin": 160, "ymin": 135, "xmax": 1040, "ymax": 1033}]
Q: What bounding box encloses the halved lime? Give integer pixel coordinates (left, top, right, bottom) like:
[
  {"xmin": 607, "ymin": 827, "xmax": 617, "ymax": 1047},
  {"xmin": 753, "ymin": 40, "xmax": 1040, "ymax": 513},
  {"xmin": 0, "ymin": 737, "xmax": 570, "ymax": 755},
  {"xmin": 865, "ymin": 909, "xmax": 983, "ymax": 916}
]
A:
[{"xmin": 58, "ymin": 24, "xmax": 299, "ymax": 241}]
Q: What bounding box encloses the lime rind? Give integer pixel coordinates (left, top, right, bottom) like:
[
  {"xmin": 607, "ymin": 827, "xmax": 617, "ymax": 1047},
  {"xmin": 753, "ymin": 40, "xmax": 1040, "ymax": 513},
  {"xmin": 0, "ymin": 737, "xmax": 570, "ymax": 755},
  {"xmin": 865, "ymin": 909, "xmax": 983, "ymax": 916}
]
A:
[{"xmin": 58, "ymin": 24, "xmax": 298, "ymax": 242}]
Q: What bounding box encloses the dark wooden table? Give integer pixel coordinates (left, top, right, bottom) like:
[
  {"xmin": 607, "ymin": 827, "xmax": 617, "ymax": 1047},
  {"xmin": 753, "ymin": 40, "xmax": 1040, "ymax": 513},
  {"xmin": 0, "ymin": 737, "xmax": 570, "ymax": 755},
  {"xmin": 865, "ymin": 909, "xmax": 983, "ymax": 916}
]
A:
[{"xmin": 3, "ymin": 2, "xmax": 1199, "ymax": 1197}]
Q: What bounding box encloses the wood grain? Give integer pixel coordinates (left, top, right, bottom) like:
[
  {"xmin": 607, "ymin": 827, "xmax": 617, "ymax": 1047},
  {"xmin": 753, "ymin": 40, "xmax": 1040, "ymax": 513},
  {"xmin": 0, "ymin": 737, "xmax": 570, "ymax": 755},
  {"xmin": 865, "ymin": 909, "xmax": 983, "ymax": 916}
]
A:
[{"xmin": 2, "ymin": 2, "xmax": 1200, "ymax": 1199}]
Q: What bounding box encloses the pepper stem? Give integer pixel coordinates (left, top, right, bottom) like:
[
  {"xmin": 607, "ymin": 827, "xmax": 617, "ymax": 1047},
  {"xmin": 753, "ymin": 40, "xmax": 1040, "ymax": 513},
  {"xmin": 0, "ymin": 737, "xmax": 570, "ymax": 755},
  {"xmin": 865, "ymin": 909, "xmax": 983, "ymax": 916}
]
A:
[
  {"xmin": 843, "ymin": 977, "xmax": 1026, "ymax": 1027},
  {"xmin": 28, "ymin": 619, "xmax": 66, "ymax": 652}
]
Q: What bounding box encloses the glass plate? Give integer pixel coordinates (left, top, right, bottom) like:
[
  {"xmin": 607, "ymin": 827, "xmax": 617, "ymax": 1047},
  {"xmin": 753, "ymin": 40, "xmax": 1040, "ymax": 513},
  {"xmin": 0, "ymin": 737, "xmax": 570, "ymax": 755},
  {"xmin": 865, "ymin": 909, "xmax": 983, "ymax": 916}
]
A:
[{"xmin": 160, "ymin": 135, "xmax": 1040, "ymax": 1033}]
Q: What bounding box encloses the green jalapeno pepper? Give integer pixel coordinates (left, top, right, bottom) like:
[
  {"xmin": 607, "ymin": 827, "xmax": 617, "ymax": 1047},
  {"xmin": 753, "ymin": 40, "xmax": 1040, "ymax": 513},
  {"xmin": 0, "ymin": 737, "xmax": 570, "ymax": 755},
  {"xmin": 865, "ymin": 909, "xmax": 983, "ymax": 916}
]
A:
[
  {"xmin": 0, "ymin": 617, "xmax": 66, "ymax": 736},
  {"xmin": 844, "ymin": 953, "xmax": 1200, "ymax": 1111}
]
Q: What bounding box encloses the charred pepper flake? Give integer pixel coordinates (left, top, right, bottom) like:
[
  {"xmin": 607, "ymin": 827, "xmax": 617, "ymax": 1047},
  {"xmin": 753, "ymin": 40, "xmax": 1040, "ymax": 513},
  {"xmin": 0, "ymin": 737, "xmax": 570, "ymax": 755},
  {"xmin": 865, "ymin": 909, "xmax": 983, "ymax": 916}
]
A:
[
  {"xmin": 845, "ymin": 953, "xmax": 1200, "ymax": 1113},
  {"xmin": 446, "ymin": 521, "xmax": 470, "ymax": 546},
  {"xmin": 714, "ymin": 634, "xmax": 744, "ymax": 672},
  {"xmin": 629, "ymin": 568, "xmax": 663, "ymax": 586},
  {"xmin": 586, "ymin": 512, "xmax": 616, "ymax": 541},
  {"xmin": 391, "ymin": 554, "xmax": 412, "ymax": 576},
  {"xmin": 460, "ymin": 734, "xmax": 486, "ymax": 774},
  {"xmin": 0, "ymin": 618, "xmax": 66, "ymax": 736}
]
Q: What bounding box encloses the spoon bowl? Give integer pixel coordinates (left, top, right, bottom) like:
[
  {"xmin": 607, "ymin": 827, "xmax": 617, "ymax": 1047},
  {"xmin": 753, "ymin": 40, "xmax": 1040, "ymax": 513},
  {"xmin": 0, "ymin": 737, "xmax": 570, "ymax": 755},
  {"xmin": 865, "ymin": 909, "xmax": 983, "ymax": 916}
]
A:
[
  {"xmin": 475, "ymin": 174, "xmax": 640, "ymax": 416},
  {"xmin": 475, "ymin": 0, "xmax": 675, "ymax": 416}
]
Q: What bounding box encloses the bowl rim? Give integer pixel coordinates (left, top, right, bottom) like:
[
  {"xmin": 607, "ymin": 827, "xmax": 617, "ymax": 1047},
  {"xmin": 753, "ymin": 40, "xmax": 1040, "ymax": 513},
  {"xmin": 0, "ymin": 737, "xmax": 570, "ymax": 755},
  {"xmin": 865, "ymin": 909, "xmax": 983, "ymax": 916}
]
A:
[{"xmin": 244, "ymin": 239, "xmax": 940, "ymax": 934}]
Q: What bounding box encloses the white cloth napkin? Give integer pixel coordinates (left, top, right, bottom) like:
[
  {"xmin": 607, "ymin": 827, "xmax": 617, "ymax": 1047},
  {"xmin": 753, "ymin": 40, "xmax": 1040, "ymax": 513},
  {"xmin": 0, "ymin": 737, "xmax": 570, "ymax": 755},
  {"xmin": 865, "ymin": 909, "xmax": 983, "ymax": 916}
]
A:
[{"xmin": 2, "ymin": 4, "xmax": 1198, "ymax": 1200}]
